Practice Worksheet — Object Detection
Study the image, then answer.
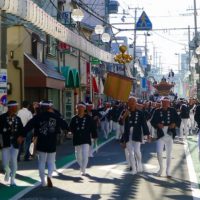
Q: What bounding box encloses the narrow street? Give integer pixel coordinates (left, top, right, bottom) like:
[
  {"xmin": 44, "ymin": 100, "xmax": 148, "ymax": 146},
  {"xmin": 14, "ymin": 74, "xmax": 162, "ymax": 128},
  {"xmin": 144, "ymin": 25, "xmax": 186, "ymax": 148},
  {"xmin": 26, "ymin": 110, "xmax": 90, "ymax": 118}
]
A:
[{"xmin": 4, "ymin": 136, "xmax": 194, "ymax": 200}]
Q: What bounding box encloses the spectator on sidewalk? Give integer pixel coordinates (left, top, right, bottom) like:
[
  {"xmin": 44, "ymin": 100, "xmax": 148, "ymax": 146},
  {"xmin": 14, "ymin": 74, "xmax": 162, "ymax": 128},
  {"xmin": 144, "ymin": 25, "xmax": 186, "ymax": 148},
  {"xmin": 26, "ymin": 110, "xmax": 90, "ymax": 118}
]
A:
[
  {"xmin": 17, "ymin": 100, "xmax": 33, "ymax": 161},
  {"xmin": 69, "ymin": 102, "xmax": 97, "ymax": 175},
  {"xmin": 0, "ymin": 100, "xmax": 24, "ymax": 186},
  {"xmin": 24, "ymin": 100, "xmax": 68, "ymax": 187}
]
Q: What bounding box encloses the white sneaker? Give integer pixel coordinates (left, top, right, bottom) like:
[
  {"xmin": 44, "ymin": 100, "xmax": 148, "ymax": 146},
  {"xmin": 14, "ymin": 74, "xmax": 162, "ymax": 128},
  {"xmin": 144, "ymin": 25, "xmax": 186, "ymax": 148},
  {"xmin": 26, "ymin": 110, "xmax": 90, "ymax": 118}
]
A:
[
  {"xmin": 156, "ymin": 169, "xmax": 162, "ymax": 177},
  {"xmin": 137, "ymin": 164, "xmax": 143, "ymax": 173},
  {"xmin": 41, "ymin": 181, "xmax": 46, "ymax": 187},
  {"xmin": 10, "ymin": 178, "xmax": 16, "ymax": 186},
  {"xmin": 81, "ymin": 169, "xmax": 86, "ymax": 176},
  {"xmin": 131, "ymin": 170, "xmax": 137, "ymax": 175},
  {"xmin": 52, "ymin": 170, "xmax": 59, "ymax": 177},
  {"xmin": 89, "ymin": 153, "xmax": 94, "ymax": 158}
]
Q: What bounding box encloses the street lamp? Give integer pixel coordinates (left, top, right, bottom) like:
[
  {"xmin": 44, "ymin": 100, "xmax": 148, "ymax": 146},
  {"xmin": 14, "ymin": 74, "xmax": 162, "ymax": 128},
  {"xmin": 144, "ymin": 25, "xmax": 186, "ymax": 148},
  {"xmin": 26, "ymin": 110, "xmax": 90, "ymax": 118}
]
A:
[
  {"xmin": 94, "ymin": 25, "xmax": 104, "ymax": 46},
  {"xmin": 101, "ymin": 33, "xmax": 111, "ymax": 43},
  {"xmin": 71, "ymin": 8, "xmax": 84, "ymax": 22},
  {"xmin": 94, "ymin": 25, "xmax": 111, "ymax": 46},
  {"xmin": 71, "ymin": 8, "xmax": 84, "ymax": 101},
  {"xmin": 94, "ymin": 25, "xmax": 104, "ymax": 35}
]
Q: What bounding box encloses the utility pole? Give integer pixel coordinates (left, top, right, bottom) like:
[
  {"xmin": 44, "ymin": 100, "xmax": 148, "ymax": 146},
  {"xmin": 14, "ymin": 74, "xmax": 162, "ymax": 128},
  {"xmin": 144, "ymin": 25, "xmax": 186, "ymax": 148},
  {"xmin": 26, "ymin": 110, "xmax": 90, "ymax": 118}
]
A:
[
  {"xmin": 193, "ymin": 0, "xmax": 200, "ymax": 100},
  {"xmin": 0, "ymin": 10, "xmax": 7, "ymax": 114},
  {"xmin": 133, "ymin": 8, "xmax": 137, "ymax": 67},
  {"xmin": 188, "ymin": 25, "xmax": 193, "ymax": 86},
  {"xmin": 128, "ymin": 7, "xmax": 142, "ymax": 77},
  {"xmin": 0, "ymin": 10, "xmax": 7, "ymax": 69}
]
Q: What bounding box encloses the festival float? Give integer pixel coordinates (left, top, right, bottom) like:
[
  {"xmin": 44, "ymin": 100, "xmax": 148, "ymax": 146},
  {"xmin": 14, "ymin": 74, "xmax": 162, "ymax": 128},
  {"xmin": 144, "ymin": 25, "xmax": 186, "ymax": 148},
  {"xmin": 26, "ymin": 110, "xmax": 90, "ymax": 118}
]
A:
[{"xmin": 153, "ymin": 74, "xmax": 175, "ymax": 97}]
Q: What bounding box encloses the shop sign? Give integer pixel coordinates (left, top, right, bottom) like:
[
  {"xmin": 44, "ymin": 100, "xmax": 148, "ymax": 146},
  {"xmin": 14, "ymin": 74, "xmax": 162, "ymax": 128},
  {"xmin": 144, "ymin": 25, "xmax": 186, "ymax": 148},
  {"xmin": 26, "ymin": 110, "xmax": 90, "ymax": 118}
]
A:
[{"xmin": 91, "ymin": 57, "xmax": 101, "ymax": 65}]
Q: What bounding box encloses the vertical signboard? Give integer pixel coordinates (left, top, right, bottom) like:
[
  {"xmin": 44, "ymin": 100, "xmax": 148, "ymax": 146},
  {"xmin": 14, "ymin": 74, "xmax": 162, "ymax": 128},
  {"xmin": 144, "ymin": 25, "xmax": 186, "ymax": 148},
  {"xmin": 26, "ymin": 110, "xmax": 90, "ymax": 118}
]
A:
[
  {"xmin": 0, "ymin": 69, "xmax": 7, "ymax": 113},
  {"xmin": 86, "ymin": 62, "xmax": 90, "ymax": 93}
]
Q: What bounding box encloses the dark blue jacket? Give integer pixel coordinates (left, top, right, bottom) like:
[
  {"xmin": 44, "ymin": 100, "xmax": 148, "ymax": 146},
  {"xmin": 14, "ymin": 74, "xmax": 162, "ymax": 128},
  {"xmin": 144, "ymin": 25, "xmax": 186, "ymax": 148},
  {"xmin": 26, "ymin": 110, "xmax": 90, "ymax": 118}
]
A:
[
  {"xmin": 69, "ymin": 114, "xmax": 97, "ymax": 146},
  {"xmin": 0, "ymin": 112, "xmax": 24, "ymax": 148},
  {"xmin": 25, "ymin": 111, "xmax": 68, "ymax": 153},
  {"xmin": 123, "ymin": 109, "xmax": 150, "ymax": 142},
  {"xmin": 150, "ymin": 107, "xmax": 181, "ymax": 139}
]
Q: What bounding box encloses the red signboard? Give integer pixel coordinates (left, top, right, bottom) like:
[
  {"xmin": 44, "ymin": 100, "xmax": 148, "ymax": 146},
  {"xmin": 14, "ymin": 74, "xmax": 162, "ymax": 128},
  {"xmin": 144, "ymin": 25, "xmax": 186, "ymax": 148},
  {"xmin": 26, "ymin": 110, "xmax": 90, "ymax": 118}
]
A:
[{"xmin": 86, "ymin": 62, "xmax": 90, "ymax": 94}]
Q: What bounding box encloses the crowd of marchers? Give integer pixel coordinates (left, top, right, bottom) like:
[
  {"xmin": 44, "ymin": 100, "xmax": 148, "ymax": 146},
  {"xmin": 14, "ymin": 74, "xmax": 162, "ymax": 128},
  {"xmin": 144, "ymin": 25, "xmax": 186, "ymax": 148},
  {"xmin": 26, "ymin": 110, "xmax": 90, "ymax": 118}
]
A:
[{"xmin": 0, "ymin": 96, "xmax": 200, "ymax": 187}]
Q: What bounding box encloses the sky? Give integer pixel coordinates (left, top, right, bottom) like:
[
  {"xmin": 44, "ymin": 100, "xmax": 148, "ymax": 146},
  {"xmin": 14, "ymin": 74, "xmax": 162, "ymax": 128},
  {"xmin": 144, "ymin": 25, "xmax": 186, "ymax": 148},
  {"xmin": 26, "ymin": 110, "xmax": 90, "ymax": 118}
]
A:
[{"xmin": 110, "ymin": 0, "xmax": 200, "ymax": 74}]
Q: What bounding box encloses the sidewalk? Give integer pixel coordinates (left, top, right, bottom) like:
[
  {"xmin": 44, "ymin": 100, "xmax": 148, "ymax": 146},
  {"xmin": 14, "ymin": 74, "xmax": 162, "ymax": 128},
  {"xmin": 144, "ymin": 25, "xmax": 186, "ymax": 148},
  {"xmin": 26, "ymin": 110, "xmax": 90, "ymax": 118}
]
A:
[
  {"xmin": 0, "ymin": 132, "xmax": 115, "ymax": 200},
  {"xmin": 187, "ymin": 135, "xmax": 200, "ymax": 185}
]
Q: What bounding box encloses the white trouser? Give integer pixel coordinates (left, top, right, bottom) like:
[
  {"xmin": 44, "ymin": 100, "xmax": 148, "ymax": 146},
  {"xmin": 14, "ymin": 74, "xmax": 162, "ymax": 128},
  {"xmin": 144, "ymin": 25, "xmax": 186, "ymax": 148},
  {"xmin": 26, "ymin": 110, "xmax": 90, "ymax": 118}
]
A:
[
  {"xmin": 126, "ymin": 140, "xmax": 142, "ymax": 172},
  {"xmin": 180, "ymin": 118, "xmax": 189, "ymax": 139},
  {"xmin": 157, "ymin": 133, "xmax": 173, "ymax": 176},
  {"xmin": 101, "ymin": 120, "xmax": 108, "ymax": 139},
  {"xmin": 105, "ymin": 120, "xmax": 111, "ymax": 135},
  {"xmin": 112, "ymin": 121, "xmax": 121, "ymax": 139},
  {"xmin": 189, "ymin": 113, "xmax": 195, "ymax": 130},
  {"xmin": 124, "ymin": 147, "xmax": 131, "ymax": 168},
  {"xmin": 37, "ymin": 151, "xmax": 56, "ymax": 183},
  {"xmin": 120, "ymin": 125, "xmax": 124, "ymax": 135},
  {"xmin": 2, "ymin": 145, "xmax": 19, "ymax": 181},
  {"xmin": 89, "ymin": 139, "xmax": 96, "ymax": 157},
  {"xmin": 75, "ymin": 144, "xmax": 90, "ymax": 173},
  {"xmin": 198, "ymin": 131, "xmax": 200, "ymax": 152},
  {"xmin": 109, "ymin": 120, "xmax": 113, "ymax": 133}
]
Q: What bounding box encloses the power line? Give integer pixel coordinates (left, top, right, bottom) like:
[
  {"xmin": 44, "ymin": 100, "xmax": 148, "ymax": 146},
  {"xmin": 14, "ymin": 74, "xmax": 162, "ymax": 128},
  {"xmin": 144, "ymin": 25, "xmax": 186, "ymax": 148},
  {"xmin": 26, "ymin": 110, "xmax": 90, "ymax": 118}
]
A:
[
  {"xmin": 153, "ymin": 32, "xmax": 186, "ymax": 46},
  {"xmin": 118, "ymin": 26, "xmax": 200, "ymax": 32}
]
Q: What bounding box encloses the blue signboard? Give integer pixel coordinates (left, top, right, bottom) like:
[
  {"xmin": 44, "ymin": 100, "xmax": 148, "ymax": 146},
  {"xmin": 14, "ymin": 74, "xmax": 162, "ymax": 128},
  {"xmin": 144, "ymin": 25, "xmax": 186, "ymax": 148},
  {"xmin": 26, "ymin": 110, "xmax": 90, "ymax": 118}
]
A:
[
  {"xmin": 140, "ymin": 56, "xmax": 147, "ymax": 68},
  {"xmin": 136, "ymin": 11, "xmax": 152, "ymax": 31}
]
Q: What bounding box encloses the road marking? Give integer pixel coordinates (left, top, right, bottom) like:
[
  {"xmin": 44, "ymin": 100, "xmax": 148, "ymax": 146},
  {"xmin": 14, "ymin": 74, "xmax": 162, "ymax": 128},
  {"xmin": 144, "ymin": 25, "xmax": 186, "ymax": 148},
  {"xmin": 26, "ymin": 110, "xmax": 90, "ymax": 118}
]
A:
[
  {"xmin": 10, "ymin": 136, "xmax": 115, "ymax": 200},
  {"xmin": 184, "ymin": 141, "xmax": 200, "ymax": 200}
]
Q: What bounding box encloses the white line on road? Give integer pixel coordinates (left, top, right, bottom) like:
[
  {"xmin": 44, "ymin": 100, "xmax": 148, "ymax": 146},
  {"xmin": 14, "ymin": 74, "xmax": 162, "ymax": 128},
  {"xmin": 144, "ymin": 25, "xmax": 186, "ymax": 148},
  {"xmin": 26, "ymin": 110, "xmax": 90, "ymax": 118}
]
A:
[
  {"xmin": 184, "ymin": 141, "xmax": 200, "ymax": 200},
  {"xmin": 10, "ymin": 136, "xmax": 115, "ymax": 200}
]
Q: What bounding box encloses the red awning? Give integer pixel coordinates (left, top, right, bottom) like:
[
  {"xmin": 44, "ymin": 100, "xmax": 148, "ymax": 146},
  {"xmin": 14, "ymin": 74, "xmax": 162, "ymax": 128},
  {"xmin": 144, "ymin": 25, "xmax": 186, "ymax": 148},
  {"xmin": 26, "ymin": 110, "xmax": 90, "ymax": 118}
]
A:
[
  {"xmin": 92, "ymin": 76, "xmax": 99, "ymax": 93},
  {"xmin": 24, "ymin": 53, "xmax": 65, "ymax": 90}
]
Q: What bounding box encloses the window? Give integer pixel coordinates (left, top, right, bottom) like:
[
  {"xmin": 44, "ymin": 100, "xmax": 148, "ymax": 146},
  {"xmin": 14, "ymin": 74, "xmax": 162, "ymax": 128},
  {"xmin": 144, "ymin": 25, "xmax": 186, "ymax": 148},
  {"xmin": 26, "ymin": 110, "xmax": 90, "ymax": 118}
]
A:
[
  {"xmin": 47, "ymin": 35, "xmax": 57, "ymax": 57},
  {"xmin": 31, "ymin": 35, "xmax": 37, "ymax": 59}
]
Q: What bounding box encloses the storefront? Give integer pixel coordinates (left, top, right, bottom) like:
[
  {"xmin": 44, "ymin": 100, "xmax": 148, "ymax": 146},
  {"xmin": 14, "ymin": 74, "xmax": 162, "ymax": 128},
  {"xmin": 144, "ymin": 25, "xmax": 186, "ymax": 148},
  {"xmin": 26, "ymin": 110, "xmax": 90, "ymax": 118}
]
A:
[{"xmin": 24, "ymin": 53, "xmax": 65, "ymax": 111}]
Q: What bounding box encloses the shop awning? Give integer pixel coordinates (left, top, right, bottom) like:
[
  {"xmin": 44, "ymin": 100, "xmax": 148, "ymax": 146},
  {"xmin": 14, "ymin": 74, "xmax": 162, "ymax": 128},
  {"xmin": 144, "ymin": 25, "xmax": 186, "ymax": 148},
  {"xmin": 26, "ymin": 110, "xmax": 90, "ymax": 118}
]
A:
[
  {"xmin": 92, "ymin": 76, "xmax": 99, "ymax": 93},
  {"xmin": 24, "ymin": 53, "xmax": 65, "ymax": 90},
  {"xmin": 72, "ymin": 68, "xmax": 80, "ymax": 88},
  {"xmin": 61, "ymin": 67, "xmax": 80, "ymax": 88}
]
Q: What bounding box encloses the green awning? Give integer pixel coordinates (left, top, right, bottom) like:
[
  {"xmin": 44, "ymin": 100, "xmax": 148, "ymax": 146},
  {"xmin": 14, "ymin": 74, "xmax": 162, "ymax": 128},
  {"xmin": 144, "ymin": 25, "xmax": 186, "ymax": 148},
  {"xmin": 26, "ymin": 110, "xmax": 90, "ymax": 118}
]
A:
[
  {"xmin": 61, "ymin": 66, "xmax": 79, "ymax": 88},
  {"xmin": 72, "ymin": 68, "xmax": 80, "ymax": 87}
]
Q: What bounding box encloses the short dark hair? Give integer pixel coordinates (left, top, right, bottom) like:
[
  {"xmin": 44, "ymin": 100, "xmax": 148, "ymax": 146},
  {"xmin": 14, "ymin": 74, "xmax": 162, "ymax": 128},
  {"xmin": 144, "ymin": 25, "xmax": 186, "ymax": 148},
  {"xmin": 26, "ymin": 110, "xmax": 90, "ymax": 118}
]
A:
[
  {"xmin": 7, "ymin": 100, "xmax": 18, "ymax": 108},
  {"xmin": 22, "ymin": 100, "xmax": 30, "ymax": 108}
]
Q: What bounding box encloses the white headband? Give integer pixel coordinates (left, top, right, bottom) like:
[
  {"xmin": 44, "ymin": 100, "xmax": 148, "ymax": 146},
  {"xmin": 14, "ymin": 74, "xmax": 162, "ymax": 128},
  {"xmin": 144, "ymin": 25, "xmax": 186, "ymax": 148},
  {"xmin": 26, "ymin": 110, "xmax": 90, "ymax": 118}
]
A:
[
  {"xmin": 39, "ymin": 102, "xmax": 53, "ymax": 106},
  {"xmin": 86, "ymin": 103, "xmax": 93, "ymax": 106},
  {"xmin": 77, "ymin": 103, "xmax": 86, "ymax": 108},
  {"xmin": 7, "ymin": 103, "xmax": 18, "ymax": 107}
]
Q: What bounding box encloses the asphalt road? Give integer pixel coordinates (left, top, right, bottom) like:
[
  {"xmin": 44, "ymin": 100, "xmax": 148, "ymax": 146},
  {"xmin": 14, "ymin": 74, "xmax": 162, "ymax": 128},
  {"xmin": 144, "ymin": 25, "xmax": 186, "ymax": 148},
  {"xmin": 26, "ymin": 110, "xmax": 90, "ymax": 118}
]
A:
[{"xmin": 18, "ymin": 139, "xmax": 193, "ymax": 200}]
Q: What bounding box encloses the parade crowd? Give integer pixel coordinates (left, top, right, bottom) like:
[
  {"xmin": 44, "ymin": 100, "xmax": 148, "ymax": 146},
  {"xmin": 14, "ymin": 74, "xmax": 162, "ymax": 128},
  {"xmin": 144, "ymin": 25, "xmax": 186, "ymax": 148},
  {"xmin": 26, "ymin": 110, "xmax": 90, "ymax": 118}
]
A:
[{"xmin": 0, "ymin": 96, "xmax": 200, "ymax": 188}]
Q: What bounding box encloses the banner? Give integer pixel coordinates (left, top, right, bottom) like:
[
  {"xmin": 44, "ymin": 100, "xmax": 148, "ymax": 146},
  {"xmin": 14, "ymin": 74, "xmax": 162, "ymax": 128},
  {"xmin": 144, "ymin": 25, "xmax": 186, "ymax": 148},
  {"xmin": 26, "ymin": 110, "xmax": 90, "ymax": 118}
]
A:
[{"xmin": 104, "ymin": 72, "xmax": 133, "ymax": 102}]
